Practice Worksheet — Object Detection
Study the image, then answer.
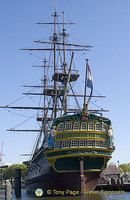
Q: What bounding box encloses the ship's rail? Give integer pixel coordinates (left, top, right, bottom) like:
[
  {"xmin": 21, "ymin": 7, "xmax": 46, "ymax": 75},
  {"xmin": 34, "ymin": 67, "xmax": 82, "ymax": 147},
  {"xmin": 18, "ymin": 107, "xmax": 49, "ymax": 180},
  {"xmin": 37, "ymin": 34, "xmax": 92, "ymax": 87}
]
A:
[{"xmin": 55, "ymin": 68, "xmax": 79, "ymax": 74}]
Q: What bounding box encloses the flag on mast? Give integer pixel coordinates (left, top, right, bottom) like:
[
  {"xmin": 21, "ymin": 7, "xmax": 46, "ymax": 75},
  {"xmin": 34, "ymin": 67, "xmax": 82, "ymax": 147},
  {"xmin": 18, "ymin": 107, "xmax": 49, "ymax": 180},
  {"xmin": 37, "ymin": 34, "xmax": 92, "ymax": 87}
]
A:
[{"xmin": 87, "ymin": 65, "xmax": 93, "ymax": 103}]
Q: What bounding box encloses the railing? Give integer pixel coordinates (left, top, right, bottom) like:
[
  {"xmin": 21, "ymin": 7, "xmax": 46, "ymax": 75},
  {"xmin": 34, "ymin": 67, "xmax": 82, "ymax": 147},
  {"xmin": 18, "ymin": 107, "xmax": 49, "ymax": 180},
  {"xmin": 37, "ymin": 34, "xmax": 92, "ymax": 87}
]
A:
[{"xmin": 56, "ymin": 68, "xmax": 79, "ymax": 74}]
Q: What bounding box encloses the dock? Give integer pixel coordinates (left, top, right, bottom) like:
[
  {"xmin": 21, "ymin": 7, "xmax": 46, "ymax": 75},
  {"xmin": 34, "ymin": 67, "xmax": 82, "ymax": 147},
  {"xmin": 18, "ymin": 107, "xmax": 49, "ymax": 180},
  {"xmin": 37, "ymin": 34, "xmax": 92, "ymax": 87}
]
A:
[{"xmin": 96, "ymin": 183, "xmax": 130, "ymax": 191}]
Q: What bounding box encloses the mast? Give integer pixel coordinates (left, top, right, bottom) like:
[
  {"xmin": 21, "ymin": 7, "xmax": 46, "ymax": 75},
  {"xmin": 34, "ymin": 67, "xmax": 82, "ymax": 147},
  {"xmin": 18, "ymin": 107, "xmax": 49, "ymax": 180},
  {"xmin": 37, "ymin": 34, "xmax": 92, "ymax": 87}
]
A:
[
  {"xmin": 63, "ymin": 11, "xmax": 66, "ymax": 71},
  {"xmin": 54, "ymin": 0, "xmax": 57, "ymax": 72},
  {"xmin": 62, "ymin": 11, "xmax": 67, "ymax": 113},
  {"xmin": 53, "ymin": 3, "xmax": 58, "ymax": 119},
  {"xmin": 43, "ymin": 58, "xmax": 47, "ymax": 133},
  {"xmin": 62, "ymin": 52, "xmax": 74, "ymax": 114},
  {"xmin": 43, "ymin": 58, "xmax": 47, "ymax": 116}
]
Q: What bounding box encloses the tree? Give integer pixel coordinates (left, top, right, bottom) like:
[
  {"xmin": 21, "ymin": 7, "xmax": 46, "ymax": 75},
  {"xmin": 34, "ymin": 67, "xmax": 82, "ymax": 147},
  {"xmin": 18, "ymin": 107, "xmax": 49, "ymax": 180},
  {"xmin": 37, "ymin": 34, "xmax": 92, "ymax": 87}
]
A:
[
  {"xmin": 2, "ymin": 164, "xmax": 28, "ymax": 180},
  {"xmin": 118, "ymin": 167, "xmax": 123, "ymax": 175},
  {"xmin": 119, "ymin": 163, "xmax": 130, "ymax": 174}
]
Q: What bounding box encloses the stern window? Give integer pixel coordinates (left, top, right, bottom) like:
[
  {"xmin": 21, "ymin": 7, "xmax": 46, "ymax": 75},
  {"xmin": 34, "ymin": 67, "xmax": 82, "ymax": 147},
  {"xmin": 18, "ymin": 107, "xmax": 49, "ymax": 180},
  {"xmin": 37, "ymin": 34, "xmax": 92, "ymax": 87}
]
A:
[
  {"xmin": 102, "ymin": 123, "xmax": 107, "ymax": 132},
  {"xmin": 81, "ymin": 122, "xmax": 87, "ymax": 130},
  {"xmin": 95, "ymin": 141, "xmax": 102, "ymax": 147},
  {"xmin": 71, "ymin": 140, "xmax": 78, "ymax": 147},
  {"xmin": 79, "ymin": 140, "xmax": 86, "ymax": 147},
  {"xmin": 61, "ymin": 141, "xmax": 70, "ymax": 148},
  {"xmin": 57, "ymin": 123, "xmax": 64, "ymax": 132},
  {"xmin": 102, "ymin": 142, "xmax": 107, "ymax": 148},
  {"xmin": 88, "ymin": 123, "xmax": 94, "ymax": 131},
  {"xmin": 87, "ymin": 140, "xmax": 94, "ymax": 147},
  {"xmin": 65, "ymin": 123, "xmax": 72, "ymax": 131},
  {"xmin": 73, "ymin": 122, "xmax": 80, "ymax": 130},
  {"xmin": 96, "ymin": 123, "xmax": 101, "ymax": 131}
]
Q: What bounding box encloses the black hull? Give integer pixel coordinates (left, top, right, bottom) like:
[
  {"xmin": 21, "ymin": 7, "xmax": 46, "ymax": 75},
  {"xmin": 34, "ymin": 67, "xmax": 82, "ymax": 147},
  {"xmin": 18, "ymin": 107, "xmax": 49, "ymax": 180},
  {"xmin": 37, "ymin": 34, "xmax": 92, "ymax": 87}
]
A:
[{"xmin": 26, "ymin": 171, "xmax": 100, "ymax": 196}]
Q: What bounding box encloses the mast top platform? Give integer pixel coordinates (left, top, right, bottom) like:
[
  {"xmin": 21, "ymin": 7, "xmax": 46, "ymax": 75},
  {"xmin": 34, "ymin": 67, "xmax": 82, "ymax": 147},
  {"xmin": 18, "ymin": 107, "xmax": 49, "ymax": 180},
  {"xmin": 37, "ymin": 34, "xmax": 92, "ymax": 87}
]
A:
[{"xmin": 52, "ymin": 72, "xmax": 80, "ymax": 82}]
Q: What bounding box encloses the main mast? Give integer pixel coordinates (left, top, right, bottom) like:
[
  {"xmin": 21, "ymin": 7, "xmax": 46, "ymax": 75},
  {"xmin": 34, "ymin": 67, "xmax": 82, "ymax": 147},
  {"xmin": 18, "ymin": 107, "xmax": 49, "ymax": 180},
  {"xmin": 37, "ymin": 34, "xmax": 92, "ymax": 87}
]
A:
[
  {"xmin": 62, "ymin": 12, "xmax": 67, "ymax": 113},
  {"xmin": 53, "ymin": 7, "xmax": 58, "ymax": 119},
  {"xmin": 43, "ymin": 58, "xmax": 47, "ymax": 119}
]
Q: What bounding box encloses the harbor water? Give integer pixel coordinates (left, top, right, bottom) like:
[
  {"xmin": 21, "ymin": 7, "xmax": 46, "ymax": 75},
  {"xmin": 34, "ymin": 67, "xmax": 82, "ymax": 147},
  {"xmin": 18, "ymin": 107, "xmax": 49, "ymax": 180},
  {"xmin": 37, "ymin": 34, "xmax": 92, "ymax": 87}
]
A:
[{"xmin": 12, "ymin": 189, "xmax": 130, "ymax": 200}]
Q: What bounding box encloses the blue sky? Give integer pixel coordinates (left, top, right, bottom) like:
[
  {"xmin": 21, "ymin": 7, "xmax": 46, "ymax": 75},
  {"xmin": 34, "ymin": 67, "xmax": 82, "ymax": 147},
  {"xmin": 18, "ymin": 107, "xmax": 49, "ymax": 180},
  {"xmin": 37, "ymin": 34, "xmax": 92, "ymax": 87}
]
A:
[{"xmin": 0, "ymin": 0, "xmax": 130, "ymax": 166}]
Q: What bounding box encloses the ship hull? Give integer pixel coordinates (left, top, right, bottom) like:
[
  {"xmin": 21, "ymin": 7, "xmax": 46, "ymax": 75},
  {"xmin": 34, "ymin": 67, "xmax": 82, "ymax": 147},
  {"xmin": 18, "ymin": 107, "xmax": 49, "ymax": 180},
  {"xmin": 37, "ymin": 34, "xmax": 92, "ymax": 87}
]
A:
[
  {"xmin": 25, "ymin": 143, "xmax": 114, "ymax": 196},
  {"xmin": 26, "ymin": 171, "xmax": 100, "ymax": 196},
  {"xmin": 26, "ymin": 150, "xmax": 104, "ymax": 196}
]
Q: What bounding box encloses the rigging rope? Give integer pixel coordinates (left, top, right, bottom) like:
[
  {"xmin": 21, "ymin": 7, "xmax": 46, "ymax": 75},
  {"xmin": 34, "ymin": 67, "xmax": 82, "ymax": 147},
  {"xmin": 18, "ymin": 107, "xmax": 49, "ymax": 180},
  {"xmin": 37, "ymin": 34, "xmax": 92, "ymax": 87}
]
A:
[
  {"xmin": 11, "ymin": 115, "xmax": 35, "ymax": 129},
  {"xmin": 8, "ymin": 110, "xmax": 36, "ymax": 118},
  {"xmin": 90, "ymin": 101, "xmax": 104, "ymax": 110}
]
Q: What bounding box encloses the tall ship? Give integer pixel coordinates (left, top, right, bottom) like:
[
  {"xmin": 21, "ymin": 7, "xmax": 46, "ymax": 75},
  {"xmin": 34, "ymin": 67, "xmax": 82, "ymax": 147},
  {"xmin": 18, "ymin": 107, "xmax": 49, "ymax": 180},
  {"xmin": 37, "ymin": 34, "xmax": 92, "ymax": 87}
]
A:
[{"xmin": 1, "ymin": 4, "xmax": 115, "ymax": 196}]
